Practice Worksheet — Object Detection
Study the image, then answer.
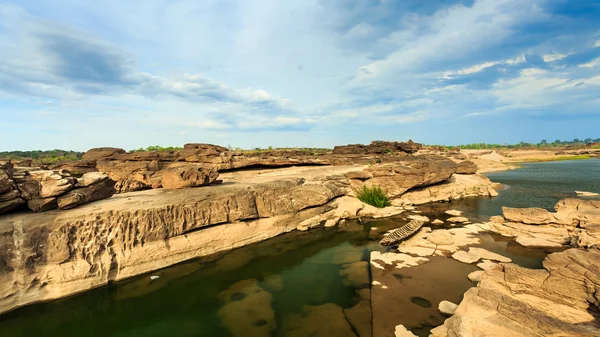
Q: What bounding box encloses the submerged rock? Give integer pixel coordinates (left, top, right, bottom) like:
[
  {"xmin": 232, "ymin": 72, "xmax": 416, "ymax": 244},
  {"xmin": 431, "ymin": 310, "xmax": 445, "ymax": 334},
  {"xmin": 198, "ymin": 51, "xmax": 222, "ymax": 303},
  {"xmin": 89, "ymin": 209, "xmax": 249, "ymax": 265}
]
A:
[
  {"xmin": 281, "ymin": 303, "xmax": 357, "ymax": 337},
  {"xmin": 217, "ymin": 279, "xmax": 276, "ymax": 337}
]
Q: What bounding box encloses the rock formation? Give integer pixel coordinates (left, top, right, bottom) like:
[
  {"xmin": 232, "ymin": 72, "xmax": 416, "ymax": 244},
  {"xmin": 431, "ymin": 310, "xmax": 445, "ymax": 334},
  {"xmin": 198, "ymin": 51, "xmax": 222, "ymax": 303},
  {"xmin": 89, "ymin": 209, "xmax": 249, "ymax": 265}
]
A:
[
  {"xmin": 333, "ymin": 140, "xmax": 423, "ymax": 155},
  {"xmin": 0, "ymin": 163, "xmax": 116, "ymax": 214},
  {"xmin": 430, "ymin": 248, "xmax": 600, "ymax": 337}
]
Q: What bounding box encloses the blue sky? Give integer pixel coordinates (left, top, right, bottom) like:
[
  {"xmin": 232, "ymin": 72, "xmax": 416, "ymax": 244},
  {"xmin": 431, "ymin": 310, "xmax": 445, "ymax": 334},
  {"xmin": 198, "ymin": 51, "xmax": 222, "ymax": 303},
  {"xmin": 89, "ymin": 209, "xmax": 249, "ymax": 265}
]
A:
[{"xmin": 1, "ymin": 0, "xmax": 599, "ymax": 151}]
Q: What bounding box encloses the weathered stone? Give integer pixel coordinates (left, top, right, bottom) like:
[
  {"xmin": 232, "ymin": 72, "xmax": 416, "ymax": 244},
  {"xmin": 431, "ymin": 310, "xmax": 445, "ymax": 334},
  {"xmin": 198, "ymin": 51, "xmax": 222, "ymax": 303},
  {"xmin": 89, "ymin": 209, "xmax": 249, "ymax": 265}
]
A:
[
  {"xmin": 27, "ymin": 197, "xmax": 58, "ymax": 212},
  {"xmin": 0, "ymin": 198, "xmax": 24, "ymax": 213},
  {"xmin": 340, "ymin": 261, "xmax": 370, "ymax": 288},
  {"xmin": 82, "ymin": 147, "xmax": 126, "ymax": 161},
  {"xmin": 431, "ymin": 249, "xmax": 600, "ymax": 337},
  {"xmin": 400, "ymin": 174, "xmax": 496, "ymax": 204},
  {"xmin": 438, "ymin": 300, "xmax": 458, "ymax": 316},
  {"xmin": 75, "ymin": 172, "xmax": 110, "ymax": 187},
  {"xmin": 468, "ymin": 247, "xmax": 512, "ymax": 263},
  {"xmin": 427, "ymin": 230, "xmax": 455, "ymax": 245},
  {"xmin": 445, "ymin": 209, "xmax": 462, "ymax": 216},
  {"xmin": 345, "ymin": 170, "xmax": 373, "ymax": 180},
  {"xmin": 28, "ymin": 171, "xmax": 75, "ymax": 198},
  {"xmin": 49, "ymin": 160, "xmax": 98, "ymax": 176},
  {"xmin": 477, "ymin": 260, "xmax": 496, "ymax": 270},
  {"xmin": 407, "ymin": 214, "xmax": 429, "ymax": 222},
  {"xmin": 0, "ymin": 189, "xmax": 20, "ymax": 202},
  {"xmin": 57, "ymin": 179, "xmax": 116, "ymax": 209},
  {"xmin": 502, "ymin": 206, "xmax": 558, "ymax": 225},
  {"xmin": 218, "ymin": 279, "xmax": 275, "ymax": 337},
  {"xmin": 332, "ymin": 144, "xmax": 368, "ymax": 155},
  {"xmin": 394, "ymin": 325, "xmax": 417, "ymax": 337},
  {"xmin": 431, "ymin": 219, "xmax": 444, "ymax": 225},
  {"xmin": 467, "ymin": 270, "xmax": 483, "ymax": 282},
  {"xmin": 452, "ymin": 251, "xmax": 480, "ymax": 264},
  {"xmin": 456, "ymin": 160, "xmax": 478, "ymax": 174},
  {"xmin": 447, "ymin": 216, "xmax": 469, "ymax": 223},
  {"xmin": 344, "ymin": 300, "xmax": 372, "ymax": 337},
  {"xmin": 282, "ymin": 303, "xmax": 357, "ymax": 337},
  {"xmin": 0, "ymin": 170, "xmax": 13, "ymax": 194},
  {"xmin": 161, "ymin": 164, "xmax": 219, "ymax": 189}
]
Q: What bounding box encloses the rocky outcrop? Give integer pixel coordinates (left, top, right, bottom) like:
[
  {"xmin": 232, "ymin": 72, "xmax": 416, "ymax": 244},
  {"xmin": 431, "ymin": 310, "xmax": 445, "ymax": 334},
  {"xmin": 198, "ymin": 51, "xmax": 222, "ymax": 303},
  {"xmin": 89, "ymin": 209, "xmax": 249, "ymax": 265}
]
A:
[
  {"xmin": 490, "ymin": 199, "xmax": 600, "ymax": 248},
  {"xmin": 160, "ymin": 164, "xmax": 219, "ymax": 189},
  {"xmin": 333, "ymin": 140, "xmax": 422, "ymax": 155},
  {"xmin": 0, "ymin": 161, "xmax": 25, "ymax": 213},
  {"xmin": 82, "ymin": 147, "xmax": 126, "ymax": 161},
  {"xmin": 0, "ymin": 178, "xmax": 345, "ymax": 314},
  {"xmin": 0, "ymin": 167, "xmax": 116, "ymax": 214},
  {"xmin": 430, "ymin": 248, "xmax": 600, "ymax": 337},
  {"xmin": 398, "ymin": 174, "xmax": 498, "ymax": 205},
  {"xmin": 348, "ymin": 156, "xmax": 456, "ymax": 198}
]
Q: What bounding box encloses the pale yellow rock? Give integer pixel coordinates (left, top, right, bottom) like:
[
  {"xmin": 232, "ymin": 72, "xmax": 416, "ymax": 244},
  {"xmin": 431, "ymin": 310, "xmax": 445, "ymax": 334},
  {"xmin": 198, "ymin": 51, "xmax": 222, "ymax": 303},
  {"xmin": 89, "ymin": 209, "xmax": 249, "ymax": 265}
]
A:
[
  {"xmin": 427, "ymin": 230, "xmax": 455, "ymax": 245},
  {"xmin": 447, "ymin": 216, "xmax": 469, "ymax": 223},
  {"xmin": 452, "ymin": 250, "xmax": 480, "ymax": 264},
  {"xmin": 468, "ymin": 247, "xmax": 512, "ymax": 263},
  {"xmin": 438, "ymin": 300, "xmax": 458, "ymax": 315},
  {"xmin": 431, "ymin": 219, "xmax": 444, "ymax": 225},
  {"xmin": 370, "ymin": 251, "xmax": 428, "ymax": 270},
  {"xmin": 407, "ymin": 214, "xmax": 429, "ymax": 222},
  {"xmin": 394, "ymin": 324, "xmax": 417, "ymax": 337},
  {"xmin": 445, "ymin": 209, "xmax": 463, "ymax": 216},
  {"xmin": 468, "ymin": 270, "xmax": 483, "ymax": 282}
]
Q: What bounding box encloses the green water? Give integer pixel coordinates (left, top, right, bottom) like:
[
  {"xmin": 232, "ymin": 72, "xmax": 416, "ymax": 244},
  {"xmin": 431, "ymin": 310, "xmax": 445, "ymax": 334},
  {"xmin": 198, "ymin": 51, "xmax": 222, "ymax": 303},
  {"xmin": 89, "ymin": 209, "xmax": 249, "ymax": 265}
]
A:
[{"xmin": 2, "ymin": 159, "xmax": 596, "ymax": 337}]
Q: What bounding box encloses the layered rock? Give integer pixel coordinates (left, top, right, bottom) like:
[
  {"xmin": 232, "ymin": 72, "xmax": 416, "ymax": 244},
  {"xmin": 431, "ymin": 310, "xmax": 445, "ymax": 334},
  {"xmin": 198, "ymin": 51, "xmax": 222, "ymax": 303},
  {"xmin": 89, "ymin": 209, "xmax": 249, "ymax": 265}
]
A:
[
  {"xmin": 333, "ymin": 140, "xmax": 422, "ymax": 155},
  {"xmin": 0, "ymin": 161, "xmax": 25, "ymax": 213},
  {"xmin": 490, "ymin": 199, "xmax": 600, "ymax": 248},
  {"xmin": 430, "ymin": 248, "xmax": 600, "ymax": 337},
  {"xmin": 347, "ymin": 156, "xmax": 456, "ymax": 198},
  {"xmin": 0, "ymin": 167, "xmax": 116, "ymax": 214},
  {"xmin": 455, "ymin": 160, "xmax": 478, "ymax": 174},
  {"xmin": 398, "ymin": 174, "xmax": 498, "ymax": 205},
  {"xmin": 0, "ymin": 178, "xmax": 345, "ymax": 314}
]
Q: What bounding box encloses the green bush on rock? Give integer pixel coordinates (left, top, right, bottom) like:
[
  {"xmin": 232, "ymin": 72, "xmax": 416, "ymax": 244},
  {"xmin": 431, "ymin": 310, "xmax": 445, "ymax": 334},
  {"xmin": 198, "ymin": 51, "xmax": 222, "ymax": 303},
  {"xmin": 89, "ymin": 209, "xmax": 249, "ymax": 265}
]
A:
[{"xmin": 356, "ymin": 185, "xmax": 391, "ymax": 208}]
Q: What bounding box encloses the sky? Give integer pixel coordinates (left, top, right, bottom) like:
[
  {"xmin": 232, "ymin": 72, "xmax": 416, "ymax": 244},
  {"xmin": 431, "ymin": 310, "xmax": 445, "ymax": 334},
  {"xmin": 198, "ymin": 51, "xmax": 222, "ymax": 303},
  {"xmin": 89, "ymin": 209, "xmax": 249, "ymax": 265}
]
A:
[{"xmin": 1, "ymin": 0, "xmax": 599, "ymax": 151}]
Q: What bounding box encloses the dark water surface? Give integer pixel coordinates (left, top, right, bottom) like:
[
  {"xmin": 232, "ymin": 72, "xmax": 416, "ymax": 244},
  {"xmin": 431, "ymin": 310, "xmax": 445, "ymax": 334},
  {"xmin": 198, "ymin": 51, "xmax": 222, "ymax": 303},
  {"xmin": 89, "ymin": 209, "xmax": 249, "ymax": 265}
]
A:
[{"xmin": 2, "ymin": 160, "xmax": 596, "ymax": 337}]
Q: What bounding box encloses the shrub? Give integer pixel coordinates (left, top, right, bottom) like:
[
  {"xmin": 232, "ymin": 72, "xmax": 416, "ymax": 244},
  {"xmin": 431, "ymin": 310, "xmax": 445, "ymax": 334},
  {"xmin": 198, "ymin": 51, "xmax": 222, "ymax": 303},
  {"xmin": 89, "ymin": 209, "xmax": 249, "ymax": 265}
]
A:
[{"xmin": 356, "ymin": 185, "xmax": 391, "ymax": 208}]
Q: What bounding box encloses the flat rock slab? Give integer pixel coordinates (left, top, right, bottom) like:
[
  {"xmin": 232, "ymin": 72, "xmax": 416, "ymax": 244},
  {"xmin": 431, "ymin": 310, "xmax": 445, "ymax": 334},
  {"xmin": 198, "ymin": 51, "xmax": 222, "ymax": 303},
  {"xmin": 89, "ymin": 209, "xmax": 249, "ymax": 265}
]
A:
[
  {"xmin": 447, "ymin": 216, "xmax": 469, "ymax": 223},
  {"xmin": 516, "ymin": 236, "xmax": 564, "ymax": 248},
  {"xmin": 468, "ymin": 270, "xmax": 483, "ymax": 282},
  {"xmin": 452, "ymin": 251, "xmax": 480, "ymax": 264},
  {"xmin": 445, "ymin": 210, "xmax": 463, "ymax": 216},
  {"xmin": 468, "ymin": 247, "xmax": 512, "ymax": 263},
  {"xmin": 427, "ymin": 230, "xmax": 455, "ymax": 245}
]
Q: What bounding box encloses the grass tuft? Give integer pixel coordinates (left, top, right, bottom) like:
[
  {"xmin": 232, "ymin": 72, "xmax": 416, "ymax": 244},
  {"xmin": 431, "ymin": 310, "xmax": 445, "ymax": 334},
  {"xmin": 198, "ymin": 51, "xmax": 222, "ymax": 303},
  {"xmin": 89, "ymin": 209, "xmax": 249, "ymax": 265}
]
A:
[{"xmin": 356, "ymin": 185, "xmax": 391, "ymax": 208}]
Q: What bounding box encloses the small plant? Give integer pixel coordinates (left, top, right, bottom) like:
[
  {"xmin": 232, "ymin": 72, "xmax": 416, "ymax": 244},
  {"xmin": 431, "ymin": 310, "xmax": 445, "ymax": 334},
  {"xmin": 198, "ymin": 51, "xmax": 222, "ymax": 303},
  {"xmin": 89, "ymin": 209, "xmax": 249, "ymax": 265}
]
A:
[{"xmin": 356, "ymin": 185, "xmax": 391, "ymax": 208}]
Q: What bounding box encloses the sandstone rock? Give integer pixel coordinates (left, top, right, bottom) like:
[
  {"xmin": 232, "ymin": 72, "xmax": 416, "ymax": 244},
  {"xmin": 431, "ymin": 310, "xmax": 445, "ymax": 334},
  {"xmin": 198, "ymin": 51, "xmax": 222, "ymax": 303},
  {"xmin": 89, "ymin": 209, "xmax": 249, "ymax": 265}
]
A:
[
  {"xmin": 0, "ymin": 189, "xmax": 20, "ymax": 202},
  {"xmin": 447, "ymin": 216, "xmax": 469, "ymax": 223},
  {"xmin": 515, "ymin": 236, "xmax": 563, "ymax": 248},
  {"xmin": 394, "ymin": 325, "xmax": 417, "ymax": 337},
  {"xmin": 553, "ymin": 198, "xmax": 600, "ymax": 227},
  {"xmin": 57, "ymin": 179, "xmax": 116, "ymax": 209},
  {"xmin": 445, "ymin": 209, "xmax": 462, "ymax": 216},
  {"xmin": 575, "ymin": 191, "xmax": 599, "ymax": 197},
  {"xmin": 114, "ymin": 178, "xmax": 148, "ymax": 193},
  {"xmin": 345, "ymin": 170, "xmax": 373, "ymax": 180},
  {"xmin": 400, "ymin": 174, "xmax": 496, "ymax": 205},
  {"xmin": 477, "ymin": 260, "xmax": 496, "ymax": 270},
  {"xmin": 281, "ymin": 303, "xmax": 357, "ymax": 337},
  {"xmin": 340, "ymin": 261, "xmax": 370, "ymax": 288},
  {"xmin": 28, "ymin": 171, "xmax": 75, "ymax": 198},
  {"xmin": 332, "ymin": 144, "xmax": 368, "ymax": 155},
  {"xmin": 468, "ymin": 247, "xmax": 512, "ymax": 263},
  {"xmin": 467, "ymin": 270, "xmax": 483, "ymax": 282},
  {"xmin": 27, "ymin": 197, "xmax": 58, "ymax": 212},
  {"xmin": 82, "ymin": 147, "xmax": 126, "ymax": 161},
  {"xmin": 217, "ymin": 279, "xmax": 275, "ymax": 337},
  {"xmin": 456, "ymin": 160, "xmax": 478, "ymax": 174},
  {"xmin": 438, "ymin": 300, "xmax": 458, "ymax": 315},
  {"xmin": 489, "ymin": 215, "xmax": 505, "ymax": 223},
  {"xmin": 364, "ymin": 156, "xmax": 456, "ymax": 198},
  {"xmin": 160, "ymin": 164, "xmax": 219, "ymax": 189},
  {"xmin": 407, "ymin": 214, "xmax": 429, "ymax": 222},
  {"xmin": 370, "ymin": 251, "xmax": 429, "ymax": 270},
  {"xmin": 399, "ymin": 227, "xmax": 483, "ymax": 257},
  {"xmin": 75, "ymin": 172, "xmax": 110, "ymax": 187},
  {"xmin": 427, "ymin": 230, "xmax": 455, "ymax": 245},
  {"xmin": 49, "ymin": 160, "xmax": 98, "ymax": 176},
  {"xmin": 452, "ymin": 251, "xmax": 480, "ymax": 264},
  {"xmin": 431, "ymin": 249, "xmax": 600, "ymax": 337},
  {"xmin": 502, "ymin": 206, "xmax": 558, "ymax": 225},
  {"xmin": 0, "ymin": 170, "xmax": 13, "ymax": 194},
  {"xmin": 344, "ymin": 300, "xmax": 372, "ymax": 337},
  {"xmin": 180, "ymin": 143, "xmax": 229, "ymax": 163},
  {"xmin": 0, "ymin": 198, "xmax": 24, "ymax": 213},
  {"xmin": 431, "ymin": 219, "xmax": 444, "ymax": 225}
]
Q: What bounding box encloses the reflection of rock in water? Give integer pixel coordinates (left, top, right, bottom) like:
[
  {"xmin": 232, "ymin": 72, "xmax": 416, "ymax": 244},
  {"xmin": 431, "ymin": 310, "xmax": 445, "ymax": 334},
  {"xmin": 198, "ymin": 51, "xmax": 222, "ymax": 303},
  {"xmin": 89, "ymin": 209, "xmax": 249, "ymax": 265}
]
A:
[
  {"xmin": 344, "ymin": 300, "xmax": 372, "ymax": 337},
  {"xmin": 281, "ymin": 303, "xmax": 357, "ymax": 337},
  {"xmin": 340, "ymin": 261, "xmax": 370, "ymax": 288},
  {"xmin": 218, "ymin": 279, "xmax": 275, "ymax": 337}
]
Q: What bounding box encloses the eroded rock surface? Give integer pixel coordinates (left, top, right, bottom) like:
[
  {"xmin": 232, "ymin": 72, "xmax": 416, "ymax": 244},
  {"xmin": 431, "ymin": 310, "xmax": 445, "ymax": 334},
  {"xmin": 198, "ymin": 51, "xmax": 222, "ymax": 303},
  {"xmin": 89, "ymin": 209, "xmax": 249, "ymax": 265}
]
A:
[{"xmin": 431, "ymin": 248, "xmax": 600, "ymax": 337}]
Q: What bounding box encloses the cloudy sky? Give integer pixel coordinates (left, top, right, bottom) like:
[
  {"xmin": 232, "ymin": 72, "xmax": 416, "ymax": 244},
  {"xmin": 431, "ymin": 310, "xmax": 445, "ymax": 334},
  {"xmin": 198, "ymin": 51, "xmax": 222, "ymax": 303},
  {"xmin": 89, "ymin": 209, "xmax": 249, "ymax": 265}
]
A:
[{"xmin": 1, "ymin": 0, "xmax": 599, "ymax": 151}]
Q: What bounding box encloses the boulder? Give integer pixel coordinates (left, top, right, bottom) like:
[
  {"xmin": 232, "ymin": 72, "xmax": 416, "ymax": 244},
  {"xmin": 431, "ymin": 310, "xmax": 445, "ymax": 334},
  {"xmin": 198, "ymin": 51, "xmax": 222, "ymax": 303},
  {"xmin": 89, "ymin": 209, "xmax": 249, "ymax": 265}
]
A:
[
  {"xmin": 75, "ymin": 172, "xmax": 110, "ymax": 187},
  {"xmin": 438, "ymin": 300, "xmax": 458, "ymax": 316},
  {"xmin": 0, "ymin": 189, "xmax": 20, "ymax": 202},
  {"xmin": 49, "ymin": 160, "xmax": 98, "ymax": 176},
  {"xmin": 179, "ymin": 143, "xmax": 229, "ymax": 163},
  {"xmin": 161, "ymin": 164, "xmax": 219, "ymax": 189},
  {"xmin": 431, "ymin": 219, "xmax": 444, "ymax": 225},
  {"xmin": 57, "ymin": 179, "xmax": 116, "ymax": 210},
  {"xmin": 467, "ymin": 270, "xmax": 483, "ymax": 282},
  {"xmin": 445, "ymin": 209, "xmax": 462, "ymax": 216},
  {"xmin": 23, "ymin": 171, "xmax": 75, "ymax": 198},
  {"xmin": 27, "ymin": 197, "xmax": 58, "ymax": 212},
  {"xmin": 456, "ymin": 160, "xmax": 478, "ymax": 174},
  {"xmin": 394, "ymin": 325, "xmax": 417, "ymax": 337},
  {"xmin": 82, "ymin": 147, "xmax": 126, "ymax": 161}
]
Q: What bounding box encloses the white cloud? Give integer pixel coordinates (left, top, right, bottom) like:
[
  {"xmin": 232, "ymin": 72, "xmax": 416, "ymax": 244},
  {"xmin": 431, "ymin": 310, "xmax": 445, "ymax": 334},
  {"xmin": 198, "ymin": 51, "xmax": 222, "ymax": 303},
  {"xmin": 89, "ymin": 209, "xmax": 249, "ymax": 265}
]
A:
[
  {"xmin": 542, "ymin": 53, "xmax": 570, "ymax": 62},
  {"xmin": 579, "ymin": 58, "xmax": 599, "ymax": 68}
]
